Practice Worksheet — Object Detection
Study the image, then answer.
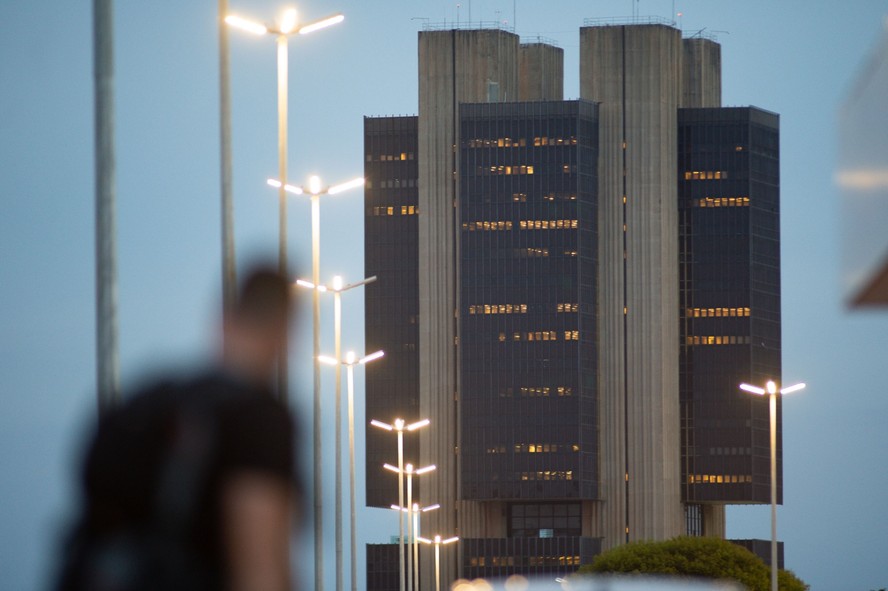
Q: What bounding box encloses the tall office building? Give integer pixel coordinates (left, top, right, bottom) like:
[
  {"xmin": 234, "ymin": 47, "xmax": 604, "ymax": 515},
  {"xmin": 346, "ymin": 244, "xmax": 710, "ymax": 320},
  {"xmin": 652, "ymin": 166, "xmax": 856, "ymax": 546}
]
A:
[
  {"xmin": 364, "ymin": 20, "xmax": 781, "ymax": 589},
  {"xmin": 678, "ymin": 107, "xmax": 783, "ymax": 526}
]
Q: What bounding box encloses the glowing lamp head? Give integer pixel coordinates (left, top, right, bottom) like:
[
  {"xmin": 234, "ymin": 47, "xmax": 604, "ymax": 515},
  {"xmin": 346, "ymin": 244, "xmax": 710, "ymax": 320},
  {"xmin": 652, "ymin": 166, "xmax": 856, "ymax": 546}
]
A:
[
  {"xmin": 278, "ymin": 8, "xmax": 297, "ymax": 34},
  {"xmin": 434, "ymin": 535, "xmax": 441, "ymax": 544},
  {"xmin": 346, "ymin": 351, "xmax": 356, "ymax": 364},
  {"xmin": 308, "ymin": 175, "xmax": 322, "ymax": 195},
  {"xmin": 394, "ymin": 418, "xmax": 405, "ymax": 431},
  {"xmin": 332, "ymin": 275, "xmax": 343, "ymax": 291},
  {"xmin": 766, "ymin": 380, "xmax": 777, "ymax": 395}
]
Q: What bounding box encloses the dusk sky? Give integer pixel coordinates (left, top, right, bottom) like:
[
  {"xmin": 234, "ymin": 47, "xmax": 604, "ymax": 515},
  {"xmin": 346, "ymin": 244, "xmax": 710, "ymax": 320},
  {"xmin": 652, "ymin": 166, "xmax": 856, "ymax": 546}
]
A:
[{"xmin": 2, "ymin": 2, "xmax": 887, "ymax": 590}]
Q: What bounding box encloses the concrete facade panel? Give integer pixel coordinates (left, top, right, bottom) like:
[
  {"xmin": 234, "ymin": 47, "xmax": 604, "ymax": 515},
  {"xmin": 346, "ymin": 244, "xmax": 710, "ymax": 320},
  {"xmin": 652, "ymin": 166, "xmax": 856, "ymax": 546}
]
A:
[
  {"xmin": 519, "ymin": 43, "xmax": 564, "ymax": 101},
  {"xmin": 580, "ymin": 24, "xmax": 683, "ymax": 548},
  {"xmin": 417, "ymin": 28, "xmax": 519, "ymax": 588},
  {"xmin": 682, "ymin": 38, "xmax": 722, "ymax": 108}
]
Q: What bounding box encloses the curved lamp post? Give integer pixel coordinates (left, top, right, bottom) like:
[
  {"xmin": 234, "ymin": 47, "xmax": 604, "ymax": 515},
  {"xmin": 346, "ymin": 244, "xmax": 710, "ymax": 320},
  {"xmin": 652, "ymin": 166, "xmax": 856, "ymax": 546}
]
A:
[
  {"xmin": 417, "ymin": 535, "xmax": 459, "ymax": 591},
  {"xmin": 319, "ymin": 348, "xmax": 384, "ymax": 591},
  {"xmin": 370, "ymin": 418, "xmax": 430, "ymax": 591},
  {"xmin": 739, "ymin": 379, "xmax": 806, "ymax": 591}
]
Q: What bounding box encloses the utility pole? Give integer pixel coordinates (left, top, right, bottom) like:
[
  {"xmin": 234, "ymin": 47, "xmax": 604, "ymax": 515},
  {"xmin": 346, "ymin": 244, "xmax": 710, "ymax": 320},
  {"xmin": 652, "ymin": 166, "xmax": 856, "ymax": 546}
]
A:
[{"xmin": 93, "ymin": 0, "xmax": 119, "ymax": 415}]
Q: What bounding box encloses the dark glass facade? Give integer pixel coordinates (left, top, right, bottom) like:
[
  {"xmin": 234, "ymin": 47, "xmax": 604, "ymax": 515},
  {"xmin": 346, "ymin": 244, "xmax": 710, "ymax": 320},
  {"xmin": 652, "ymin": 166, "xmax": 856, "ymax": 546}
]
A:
[
  {"xmin": 678, "ymin": 107, "xmax": 781, "ymax": 505},
  {"xmin": 366, "ymin": 544, "xmax": 400, "ymax": 591},
  {"xmin": 462, "ymin": 536, "xmax": 601, "ymax": 579},
  {"xmin": 458, "ymin": 101, "xmax": 599, "ymax": 503},
  {"xmin": 363, "ymin": 116, "xmax": 421, "ymax": 508}
]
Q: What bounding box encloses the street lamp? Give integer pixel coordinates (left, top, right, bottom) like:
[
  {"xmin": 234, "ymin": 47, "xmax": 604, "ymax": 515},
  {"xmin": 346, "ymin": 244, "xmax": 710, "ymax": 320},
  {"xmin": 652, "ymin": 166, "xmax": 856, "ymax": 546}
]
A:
[
  {"xmin": 319, "ymin": 348, "xmax": 385, "ymax": 591},
  {"xmin": 303, "ymin": 274, "xmax": 377, "ymax": 591},
  {"xmin": 268, "ymin": 174, "xmax": 362, "ymax": 591},
  {"xmin": 739, "ymin": 379, "xmax": 806, "ymax": 591},
  {"xmin": 309, "ymin": 275, "xmax": 376, "ymax": 591},
  {"xmin": 370, "ymin": 418, "xmax": 431, "ymax": 591},
  {"xmin": 226, "ymin": 6, "xmax": 344, "ymax": 405},
  {"xmin": 417, "ymin": 535, "xmax": 459, "ymax": 591},
  {"xmin": 384, "ymin": 463, "xmax": 436, "ymax": 591},
  {"xmin": 392, "ymin": 503, "xmax": 440, "ymax": 591}
]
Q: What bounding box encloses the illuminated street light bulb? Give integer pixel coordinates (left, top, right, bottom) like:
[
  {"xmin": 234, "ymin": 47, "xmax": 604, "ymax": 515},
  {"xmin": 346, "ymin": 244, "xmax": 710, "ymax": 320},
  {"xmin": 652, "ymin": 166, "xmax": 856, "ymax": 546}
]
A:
[{"xmin": 278, "ymin": 8, "xmax": 297, "ymax": 34}]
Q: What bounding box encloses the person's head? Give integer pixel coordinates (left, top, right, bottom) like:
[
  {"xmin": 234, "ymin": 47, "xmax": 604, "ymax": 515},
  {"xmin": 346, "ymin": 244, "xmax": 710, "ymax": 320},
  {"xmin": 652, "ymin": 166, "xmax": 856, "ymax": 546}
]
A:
[{"xmin": 223, "ymin": 265, "xmax": 292, "ymax": 385}]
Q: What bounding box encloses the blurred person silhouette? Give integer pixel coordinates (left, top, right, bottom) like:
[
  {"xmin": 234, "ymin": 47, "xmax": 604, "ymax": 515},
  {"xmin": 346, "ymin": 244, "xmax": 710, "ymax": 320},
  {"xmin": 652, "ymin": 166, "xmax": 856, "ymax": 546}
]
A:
[{"xmin": 56, "ymin": 265, "xmax": 302, "ymax": 591}]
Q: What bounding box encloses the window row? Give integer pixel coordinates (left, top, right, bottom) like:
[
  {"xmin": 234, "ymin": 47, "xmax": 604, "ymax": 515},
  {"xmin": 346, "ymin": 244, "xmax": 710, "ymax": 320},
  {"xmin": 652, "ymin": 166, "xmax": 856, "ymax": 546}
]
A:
[
  {"xmin": 366, "ymin": 152, "xmax": 414, "ymax": 161},
  {"xmin": 683, "ymin": 170, "xmax": 729, "ymax": 181},
  {"xmin": 517, "ymin": 443, "xmax": 579, "ymax": 454},
  {"xmin": 520, "ymin": 219, "xmax": 578, "ymax": 230},
  {"xmin": 478, "ymin": 165, "xmax": 535, "ymax": 175},
  {"xmin": 462, "ymin": 219, "xmax": 578, "ymax": 231},
  {"xmin": 466, "ymin": 303, "xmax": 577, "ymax": 315},
  {"xmin": 708, "ymin": 447, "xmax": 751, "ymax": 456},
  {"xmin": 687, "ymin": 474, "xmax": 752, "ymax": 484},
  {"xmin": 368, "ymin": 178, "xmax": 417, "ymax": 189},
  {"xmin": 693, "ymin": 196, "xmax": 750, "ymax": 208},
  {"xmin": 685, "ymin": 335, "xmax": 751, "ymax": 346},
  {"xmin": 511, "ymin": 192, "xmax": 577, "ymax": 202},
  {"xmin": 468, "ymin": 555, "xmax": 581, "ymax": 567},
  {"xmin": 686, "ymin": 307, "xmax": 750, "ymax": 318},
  {"xmin": 465, "ymin": 136, "xmax": 578, "ymax": 148},
  {"xmin": 520, "ymin": 470, "xmax": 573, "ymax": 481},
  {"xmin": 368, "ymin": 205, "xmax": 418, "ymax": 216},
  {"xmin": 497, "ymin": 386, "xmax": 574, "ymax": 398},
  {"xmin": 499, "ymin": 330, "xmax": 580, "ymax": 342},
  {"xmin": 468, "ymin": 303, "xmax": 527, "ymax": 314}
]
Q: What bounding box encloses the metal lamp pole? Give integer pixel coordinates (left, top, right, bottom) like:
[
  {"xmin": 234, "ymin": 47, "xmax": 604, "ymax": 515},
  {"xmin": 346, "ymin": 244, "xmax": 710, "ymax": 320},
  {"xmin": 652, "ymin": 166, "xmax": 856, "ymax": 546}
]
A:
[
  {"xmin": 739, "ymin": 379, "xmax": 806, "ymax": 591},
  {"xmin": 226, "ymin": 8, "xmax": 342, "ymax": 401},
  {"xmin": 417, "ymin": 535, "xmax": 459, "ymax": 591},
  {"xmin": 272, "ymin": 175, "xmax": 362, "ymax": 591},
  {"xmin": 310, "ymin": 274, "xmax": 379, "ymax": 591},
  {"xmin": 371, "ymin": 418, "xmax": 431, "ymax": 591},
  {"xmin": 320, "ymin": 349, "xmax": 385, "ymax": 591},
  {"xmin": 384, "ymin": 463, "xmax": 436, "ymax": 591},
  {"xmin": 227, "ymin": 12, "xmax": 347, "ymax": 590},
  {"xmin": 392, "ymin": 503, "xmax": 440, "ymax": 591}
]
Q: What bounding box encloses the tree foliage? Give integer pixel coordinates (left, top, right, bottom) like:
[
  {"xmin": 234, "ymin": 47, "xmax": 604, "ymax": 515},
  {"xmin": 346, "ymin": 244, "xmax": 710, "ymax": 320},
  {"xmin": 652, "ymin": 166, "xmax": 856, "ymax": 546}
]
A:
[{"xmin": 576, "ymin": 537, "xmax": 808, "ymax": 591}]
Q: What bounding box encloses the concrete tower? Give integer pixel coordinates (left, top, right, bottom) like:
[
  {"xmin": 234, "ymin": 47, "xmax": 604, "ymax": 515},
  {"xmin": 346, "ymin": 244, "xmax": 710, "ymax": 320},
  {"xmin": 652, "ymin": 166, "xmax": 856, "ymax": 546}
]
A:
[
  {"xmin": 417, "ymin": 27, "xmax": 520, "ymax": 588},
  {"xmin": 579, "ymin": 23, "xmax": 685, "ymax": 548}
]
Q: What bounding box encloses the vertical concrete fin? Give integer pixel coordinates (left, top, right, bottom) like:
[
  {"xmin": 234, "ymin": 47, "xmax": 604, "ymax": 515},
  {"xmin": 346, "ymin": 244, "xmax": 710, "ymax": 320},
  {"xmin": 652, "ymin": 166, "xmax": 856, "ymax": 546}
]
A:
[
  {"xmin": 519, "ymin": 42, "xmax": 564, "ymax": 101},
  {"xmin": 681, "ymin": 37, "xmax": 722, "ymax": 108}
]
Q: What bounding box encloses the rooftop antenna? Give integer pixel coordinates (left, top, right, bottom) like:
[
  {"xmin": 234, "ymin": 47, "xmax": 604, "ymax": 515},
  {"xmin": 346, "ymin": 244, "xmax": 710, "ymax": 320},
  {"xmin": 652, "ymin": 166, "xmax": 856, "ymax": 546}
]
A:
[
  {"xmin": 513, "ymin": 0, "xmax": 516, "ymax": 31},
  {"xmin": 456, "ymin": 3, "xmax": 460, "ymax": 26}
]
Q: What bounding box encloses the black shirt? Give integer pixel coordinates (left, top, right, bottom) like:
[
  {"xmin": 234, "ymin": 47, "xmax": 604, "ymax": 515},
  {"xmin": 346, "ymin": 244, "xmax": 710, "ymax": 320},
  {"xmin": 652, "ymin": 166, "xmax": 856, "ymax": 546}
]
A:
[{"xmin": 71, "ymin": 369, "xmax": 297, "ymax": 590}]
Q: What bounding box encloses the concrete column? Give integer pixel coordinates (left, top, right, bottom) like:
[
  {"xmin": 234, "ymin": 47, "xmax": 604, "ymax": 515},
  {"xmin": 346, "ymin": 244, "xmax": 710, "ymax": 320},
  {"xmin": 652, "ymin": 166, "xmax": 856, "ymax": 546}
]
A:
[
  {"xmin": 580, "ymin": 23, "xmax": 684, "ymax": 549},
  {"xmin": 519, "ymin": 43, "xmax": 564, "ymax": 101},
  {"xmin": 417, "ymin": 27, "xmax": 519, "ymax": 589},
  {"xmin": 702, "ymin": 504, "xmax": 727, "ymax": 538},
  {"xmin": 681, "ymin": 38, "xmax": 721, "ymax": 108}
]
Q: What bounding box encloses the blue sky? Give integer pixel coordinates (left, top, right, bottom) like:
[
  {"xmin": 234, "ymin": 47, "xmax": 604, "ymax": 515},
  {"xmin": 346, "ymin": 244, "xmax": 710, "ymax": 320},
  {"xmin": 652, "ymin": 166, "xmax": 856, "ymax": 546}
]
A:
[{"xmin": 1, "ymin": 1, "xmax": 887, "ymax": 589}]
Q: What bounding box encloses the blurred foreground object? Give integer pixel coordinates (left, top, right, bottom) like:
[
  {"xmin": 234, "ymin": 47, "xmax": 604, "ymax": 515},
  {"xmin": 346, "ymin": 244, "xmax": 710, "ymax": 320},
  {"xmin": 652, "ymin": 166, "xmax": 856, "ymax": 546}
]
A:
[
  {"xmin": 839, "ymin": 17, "xmax": 888, "ymax": 306},
  {"xmin": 454, "ymin": 574, "xmax": 746, "ymax": 591},
  {"xmin": 55, "ymin": 266, "xmax": 301, "ymax": 591}
]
